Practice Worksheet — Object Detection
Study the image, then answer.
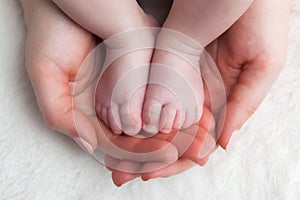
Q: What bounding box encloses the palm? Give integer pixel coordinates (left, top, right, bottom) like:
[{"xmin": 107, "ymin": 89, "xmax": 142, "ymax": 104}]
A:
[
  {"xmin": 27, "ymin": 3, "xmax": 95, "ymax": 73},
  {"xmin": 25, "ymin": 0, "xmax": 96, "ymax": 138},
  {"xmin": 203, "ymin": 0, "xmax": 289, "ymax": 147},
  {"xmin": 25, "ymin": 1, "xmax": 181, "ymax": 164}
]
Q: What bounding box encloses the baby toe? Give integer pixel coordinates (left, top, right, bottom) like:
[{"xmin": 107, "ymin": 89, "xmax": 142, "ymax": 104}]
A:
[
  {"xmin": 159, "ymin": 104, "xmax": 177, "ymax": 133},
  {"xmin": 173, "ymin": 110, "xmax": 184, "ymax": 130},
  {"xmin": 182, "ymin": 110, "xmax": 197, "ymax": 129},
  {"xmin": 119, "ymin": 102, "xmax": 142, "ymax": 136},
  {"xmin": 97, "ymin": 106, "xmax": 110, "ymax": 127},
  {"xmin": 142, "ymin": 99, "xmax": 162, "ymax": 135},
  {"xmin": 108, "ymin": 107, "xmax": 123, "ymax": 134},
  {"xmin": 194, "ymin": 107, "xmax": 203, "ymax": 124}
]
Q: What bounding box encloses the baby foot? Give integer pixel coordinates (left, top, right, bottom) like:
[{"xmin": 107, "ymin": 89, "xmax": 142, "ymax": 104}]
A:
[
  {"xmin": 143, "ymin": 29, "xmax": 204, "ymax": 134},
  {"xmin": 142, "ymin": 0, "xmax": 252, "ymax": 134},
  {"xmin": 95, "ymin": 16, "xmax": 159, "ymax": 136}
]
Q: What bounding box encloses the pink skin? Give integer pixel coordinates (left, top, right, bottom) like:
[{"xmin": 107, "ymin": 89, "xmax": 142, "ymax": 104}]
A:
[
  {"xmin": 104, "ymin": 105, "xmax": 217, "ymax": 173},
  {"xmin": 142, "ymin": 0, "xmax": 254, "ymax": 134},
  {"xmin": 212, "ymin": 0, "xmax": 291, "ymax": 148},
  {"xmin": 20, "ymin": 0, "xmax": 216, "ymax": 187},
  {"xmin": 21, "ymin": 0, "xmax": 212, "ymax": 180},
  {"xmin": 108, "ymin": 105, "xmax": 217, "ymax": 186},
  {"xmin": 53, "ymin": 0, "xmax": 253, "ymax": 136},
  {"xmin": 21, "ymin": 0, "xmax": 290, "ymax": 187},
  {"xmin": 111, "ymin": 0, "xmax": 291, "ymax": 186},
  {"xmin": 53, "ymin": 0, "xmax": 159, "ymax": 136},
  {"xmin": 21, "ymin": 0, "xmax": 180, "ymax": 163}
]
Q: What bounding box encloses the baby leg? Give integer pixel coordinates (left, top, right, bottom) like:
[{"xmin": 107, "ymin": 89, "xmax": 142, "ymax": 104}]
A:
[
  {"xmin": 53, "ymin": 0, "xmax": 159, "ymax": 135},
  {"xmin": 143, "ymin": 0, "xmax": 254, "ymax": 134}
]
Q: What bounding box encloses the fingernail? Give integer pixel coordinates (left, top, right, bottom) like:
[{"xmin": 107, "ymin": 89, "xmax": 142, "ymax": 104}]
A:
[
  {"xmin": 199, "ymin": 135, "xmax": 216, "ymax": 158},
  {"xmin": 141, "ymin": 176, "xmax": 150, "ymax": 181},
  {"xmin": 226, "ymin": 130, "xmax": 240, "ymax": 151},
  {"xmin": 74, "ymin": 137, "xmax": 94, "ymax": 154},
  {"xmin": 113, "ymin": 182, "xmax": 122, "ymax": 187}
]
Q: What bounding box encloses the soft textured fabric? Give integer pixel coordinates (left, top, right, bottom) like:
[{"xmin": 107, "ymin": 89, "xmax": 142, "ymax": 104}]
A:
[{"xmin": 0, "ymin": 0, "xmax": 299, "ymax": 199}]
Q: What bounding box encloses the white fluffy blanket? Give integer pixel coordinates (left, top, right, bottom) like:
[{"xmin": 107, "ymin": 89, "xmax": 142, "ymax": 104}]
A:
[{"xmin": 0, "ymin": 1, "xmax": 299, "ymax": 199}]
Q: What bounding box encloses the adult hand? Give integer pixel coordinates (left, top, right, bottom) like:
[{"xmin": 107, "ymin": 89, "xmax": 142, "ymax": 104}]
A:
[
  {"xmin": 111, "ymin": 0, "xmax": 291, "ymax": 185},
  {"xmin": 21, "ymin": 0, "xmax": 179, "ymax": 163},
  {"xmin": 204, "ymin": 0, "xmax": 291, "ymax": 148},
  {"xmin": 21, "ymin": 0, "xmax": 98, "ymax": 150},
  {"xmin": 107, "ymin": 105, "xmax": 217, "ymax": 186}
]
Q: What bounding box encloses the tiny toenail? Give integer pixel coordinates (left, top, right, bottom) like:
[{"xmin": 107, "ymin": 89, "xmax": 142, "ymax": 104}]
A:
[
  {"xmin": 161, "ymin": 129, "xmax": 170, "ymax": 134},
  {"xmin": 145, "ymin": 125, "xmax": 158, "ymax": 133}
]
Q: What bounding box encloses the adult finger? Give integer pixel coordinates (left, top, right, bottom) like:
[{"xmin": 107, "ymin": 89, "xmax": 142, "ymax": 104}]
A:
[
  {"xmin": 217, "ymin": 58, "xmax": 285, "ymax": 149},
  {"xmin": 152, "ymin": 106, "xmax": 216, "ymax": 162},
  {"xmin": 217, "ymin": 0, "xmax": 291, "ymax": 149},
  {"xmin": 94, "ymin": 120, "xmax": 179, "ymax": 163},
  {"xmin": 140, "ymin": 159, "xmax": 195, "ymax": 181},
  {"xmin": 109, "ymin": 158, "xmax": 194, "ymax": 187},
  {"xmin": 23, "ymin": 0, "xmax": 98, "ymax": 152},
  {"xmin": 104, "ymin": 156, "xmax": 142, "ymax": 187}
]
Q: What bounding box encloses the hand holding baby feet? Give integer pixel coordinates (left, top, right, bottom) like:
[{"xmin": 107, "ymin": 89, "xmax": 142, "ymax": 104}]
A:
[
  {"xmin": 52, "ymin": 0, "xmax": 160, "ymax": 135},
  {"xmin": 142, "ymin": 0, "xmax": 254, "ymax": 135},
  {"xmin": 143, "ymin": 29, "xmax": 204, "ymax": 134}
]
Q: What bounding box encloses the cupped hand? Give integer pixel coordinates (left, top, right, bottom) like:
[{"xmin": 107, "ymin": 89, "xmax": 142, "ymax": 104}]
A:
[
  {"xmin": 204, "ymin": 0, "xmax": 291, "ymax": 148},
  {"xmin": 111, "ymin": 0, "xmax": 291, "ymax": 185},
  {"xmin": 106, "ymin": 105, "xmax": 217, "ymax": 186},
  {"xmin": 22, "ymin": 0, "xmax": 98, "ymax": 149},
  {"xmin": 21, "ymin": 0, "xmax": 179, "ymax": 163},
  {"xmin": 20, "ymin": 0, "xmax": 213, "ymax": 188}
]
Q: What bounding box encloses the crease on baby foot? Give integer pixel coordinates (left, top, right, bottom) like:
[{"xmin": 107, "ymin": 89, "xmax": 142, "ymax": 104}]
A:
[
  {"xmin": 155, "ymin": 28, "xmax": 204, "ymax": 72},
  {"xmin": 102, "ymin": 27, "xmax": 160, "ymax": 73}
]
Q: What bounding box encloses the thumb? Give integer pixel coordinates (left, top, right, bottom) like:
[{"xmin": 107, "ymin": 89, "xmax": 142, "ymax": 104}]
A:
[
  {"xmin": 217, "ymin": 58, "xmax": 284, "ymax": 149},
  {"xmin": 26, "ymin": 56, "xmax": 98, "ymax": 154}
]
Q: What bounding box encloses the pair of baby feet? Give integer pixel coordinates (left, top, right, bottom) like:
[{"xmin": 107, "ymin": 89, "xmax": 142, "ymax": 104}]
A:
[
  {"xmin": 95, "ymin": 15, "xmax": 204, "ymax": 136},
  {"xmin": 53, "ymin": 0, "xmax": 253, "ymax": 137}
]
